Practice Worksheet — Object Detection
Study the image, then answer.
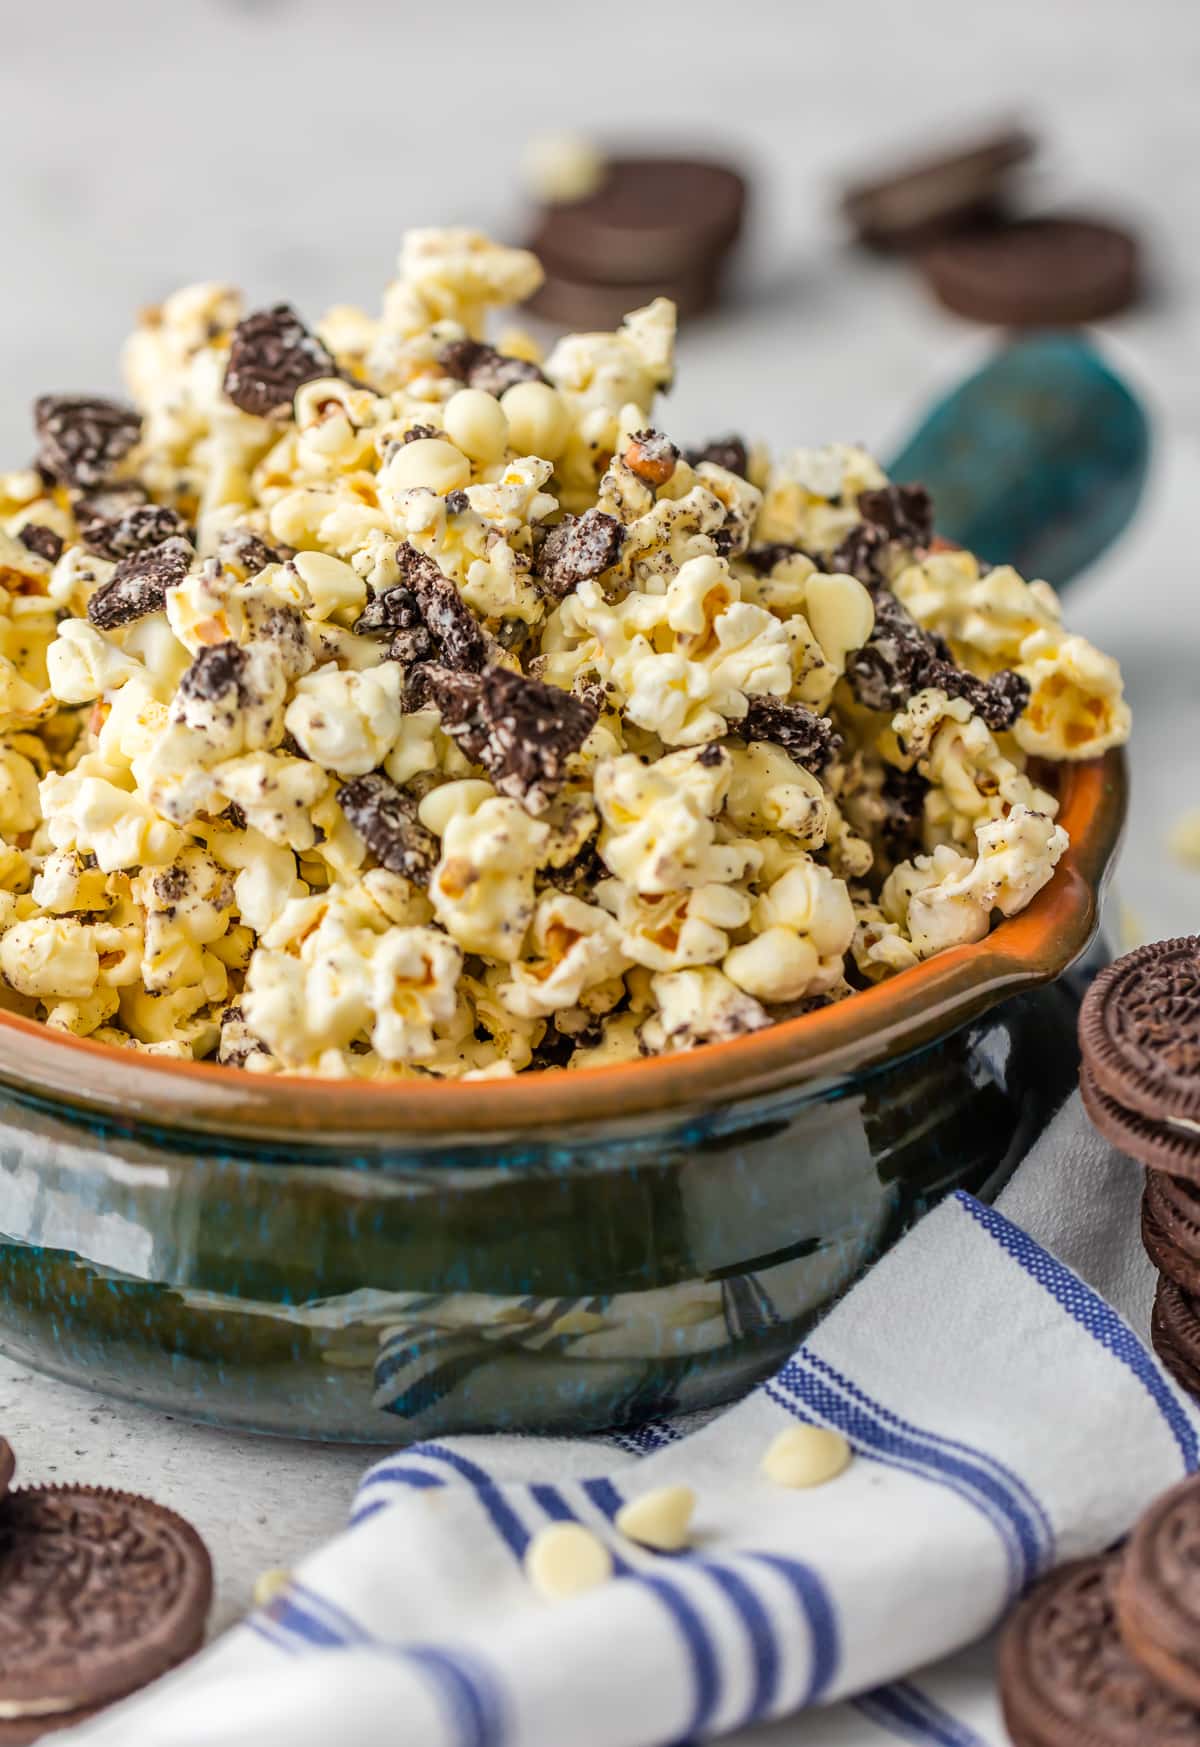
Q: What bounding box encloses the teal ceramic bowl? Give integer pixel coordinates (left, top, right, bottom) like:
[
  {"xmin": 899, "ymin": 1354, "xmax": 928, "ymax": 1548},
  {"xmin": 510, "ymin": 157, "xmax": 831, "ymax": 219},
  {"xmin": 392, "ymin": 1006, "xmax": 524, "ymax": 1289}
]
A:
[{"xmin": 0, "ymin": 755, "xmax": 1125, "ymax": 1443}]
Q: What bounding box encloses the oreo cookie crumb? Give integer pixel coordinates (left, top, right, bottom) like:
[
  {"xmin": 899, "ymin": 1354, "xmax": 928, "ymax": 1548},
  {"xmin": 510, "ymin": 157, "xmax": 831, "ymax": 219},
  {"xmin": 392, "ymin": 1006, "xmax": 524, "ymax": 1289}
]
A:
[
  {"xmin": 87, "ymin": 535, "xmax": 193, "ymax": 630},
  {"xmin": 216, "ymin": 527, "xmax": 282, "ymax": 577},
  {"xmin": 78, "ymin": 501, "xmax": 191, "ymax": 562},
  {"xmin": 742, "ymin": 697, "xmax": 841, "ymax": 773},
  {"xmin": 223, "ymin": 305, "xmax": 337, "ymax": 418},
  {"xmin": 686, "ymin": 436, "xmax": 749, "ymax": 478},
  {"xmin": 401, "ymin": 423, "xmax": 444, "ymax": 445},
  {"xmin": 424, "ymin": 663, "xmax": 599, "ymax": 813},
  {"xmin": 394, "ymin": 542, "xmax": 487, "ymax": 672},
  {"xmin": 743, "ymin": 543, "xmax": 811, "ymax": 576},
  {"xmin": 697, "ymin": 742, "xmax": 726, "ymax": 768},
  {"xmin": 34, "ymin": 395, "xmax": 142, "ymax": 489},
  {"xmin": 177, "ymin": 641, "xmax": 249, "ymax": 704},
  {"xmin": 847, "ymin": 584, "xmax": 1029, "ymax": 728},
  {"xmin": 336, "ymin": 771, "xmax": 439, "ymax": 884},
  {"xmin": 826, "ymin": 521, "xmax": 888, "ymax": 584},
  {"xmin": 857, "ymin": 483, "xmax": 934, "ymax": 549},
  {"xmin": 622, "ymin": 429, "xmax": 679, "ymax": 487},
  {"xmin": 17, "ymin": 523, "xmax": 63, "ymax": 564},
  {"xmin": 534, "ymin": 509, "xmax": 625, "ymax": 600},
  {"xmin": 445, "ymin": 490, "xmax": 470, "ymax": 514},
  {"xmin": 880, "ymin": 764, "xmax": 929, "ymax": 861},
  {"xmin": 354, "ymin": 583, "xmax": 423, "ymax": 637},
  {"xmin": 438, "ymin": 339, "xmax": 545, "ymax": 397}
]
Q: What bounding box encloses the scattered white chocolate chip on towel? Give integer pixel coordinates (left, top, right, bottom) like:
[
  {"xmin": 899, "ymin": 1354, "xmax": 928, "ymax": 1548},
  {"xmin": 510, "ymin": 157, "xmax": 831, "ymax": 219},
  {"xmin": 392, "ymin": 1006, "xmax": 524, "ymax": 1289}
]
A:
[
  {"xmin": 525, "ymin": 1523, "xmax": 613, "ymax": 1599},
  {"xmin": 761, "ymin": 1425, "xmax": 852, "ymax": 1488},
  {"xmin": 615, "ymin": 1484, "xmax": 696, "ymax": 1552}
]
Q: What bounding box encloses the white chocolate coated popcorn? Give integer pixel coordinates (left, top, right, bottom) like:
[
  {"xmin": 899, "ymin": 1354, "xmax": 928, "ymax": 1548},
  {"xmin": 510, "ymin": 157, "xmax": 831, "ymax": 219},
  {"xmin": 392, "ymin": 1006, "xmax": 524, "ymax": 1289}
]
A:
[{"xmin": 0, "ymin": 227, "xmax": 1128, "ymax": 1072}]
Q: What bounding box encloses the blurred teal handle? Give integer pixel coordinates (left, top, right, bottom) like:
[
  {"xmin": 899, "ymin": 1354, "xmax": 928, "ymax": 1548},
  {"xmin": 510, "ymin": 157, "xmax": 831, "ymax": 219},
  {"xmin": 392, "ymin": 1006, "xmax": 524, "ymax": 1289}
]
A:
[{"xmin": 887, "ymin": 333, "xmax": 1151, "ymax": 587}]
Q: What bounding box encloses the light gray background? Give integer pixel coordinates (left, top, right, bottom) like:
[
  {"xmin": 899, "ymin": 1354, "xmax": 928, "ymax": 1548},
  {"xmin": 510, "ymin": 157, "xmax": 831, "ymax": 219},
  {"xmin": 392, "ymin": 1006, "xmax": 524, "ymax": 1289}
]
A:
[{"xmin": 2, "ymin": 0, "xmax": 1199, "ymax": 1719}]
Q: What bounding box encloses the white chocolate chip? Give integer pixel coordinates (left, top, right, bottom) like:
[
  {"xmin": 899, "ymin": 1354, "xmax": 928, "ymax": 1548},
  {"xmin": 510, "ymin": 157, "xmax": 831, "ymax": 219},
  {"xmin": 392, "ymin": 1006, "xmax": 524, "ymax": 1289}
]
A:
[
  {"xmin": 501, "ymin": 381, "xmax": 571, "ymax": 460},
  {"xmin": 443, "ymin": 388, "xmax": 510, "ymax": 464},
  {"xmin": 383, "ymin": 436, "xmax": 471, "ymax": 496},
  {"xmin": 805, "ymin": 571, "xmax": 875, "ymax": 668},
  {"xmin": 525, "ymin": 1522, "xmax": 613, "ymax": 1600},
  {"xmin": 252, "ymin": 1567, "xmax": 292, "ymax": 1608},
  {"xmin": 615, "ymin": 1485, "xmax": 696, "ymax": 1552},
  {"xmin": 761, "ymin": 1425, "xmax": 852, "ymax": 1489}
]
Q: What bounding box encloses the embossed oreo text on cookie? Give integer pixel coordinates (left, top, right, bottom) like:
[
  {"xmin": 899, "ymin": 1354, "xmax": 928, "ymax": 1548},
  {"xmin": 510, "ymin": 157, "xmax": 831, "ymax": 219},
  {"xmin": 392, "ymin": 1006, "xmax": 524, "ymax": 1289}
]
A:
[{"xmin": 0, "ymin": 1487, "xmax": 213, "ymax": 1714}]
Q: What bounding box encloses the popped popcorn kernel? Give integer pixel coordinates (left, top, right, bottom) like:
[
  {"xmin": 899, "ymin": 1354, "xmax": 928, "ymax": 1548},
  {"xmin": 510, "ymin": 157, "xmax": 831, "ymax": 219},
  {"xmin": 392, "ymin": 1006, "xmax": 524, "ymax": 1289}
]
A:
[{"xmin": 0, "ymin": 225, "xmax": 1127, "ymax": 1073}]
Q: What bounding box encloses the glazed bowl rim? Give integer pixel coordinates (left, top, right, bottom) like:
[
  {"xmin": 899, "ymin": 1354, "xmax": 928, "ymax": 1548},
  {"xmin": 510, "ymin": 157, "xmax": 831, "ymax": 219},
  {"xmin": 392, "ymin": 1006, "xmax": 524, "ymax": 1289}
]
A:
[{"xmin": 0, "ymin": 750, "xmax": 1126, "ymax": 1141}]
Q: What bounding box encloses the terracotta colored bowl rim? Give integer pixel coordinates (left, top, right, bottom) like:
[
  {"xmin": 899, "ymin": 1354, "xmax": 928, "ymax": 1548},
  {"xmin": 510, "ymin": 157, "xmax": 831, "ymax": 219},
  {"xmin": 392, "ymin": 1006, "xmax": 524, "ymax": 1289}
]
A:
[{"xmin": 0, "ymin": 751, "xmax": 1126, "ymax": 1143}]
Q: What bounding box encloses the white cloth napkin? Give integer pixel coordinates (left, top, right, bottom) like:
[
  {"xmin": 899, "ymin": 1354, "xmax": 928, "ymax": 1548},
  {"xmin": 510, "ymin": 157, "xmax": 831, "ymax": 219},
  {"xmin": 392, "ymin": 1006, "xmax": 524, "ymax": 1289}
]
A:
[{"xmin": 59, "ymin": 1093, "xmax": 1189, "ymax": 1747}]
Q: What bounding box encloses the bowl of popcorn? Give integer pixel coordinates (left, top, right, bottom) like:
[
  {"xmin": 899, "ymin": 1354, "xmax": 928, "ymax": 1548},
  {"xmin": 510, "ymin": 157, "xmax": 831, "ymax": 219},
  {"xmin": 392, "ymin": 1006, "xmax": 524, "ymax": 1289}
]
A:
[{"xmin": 0, "ymin": 231, "xmax": 1127, "ymax": 1442}]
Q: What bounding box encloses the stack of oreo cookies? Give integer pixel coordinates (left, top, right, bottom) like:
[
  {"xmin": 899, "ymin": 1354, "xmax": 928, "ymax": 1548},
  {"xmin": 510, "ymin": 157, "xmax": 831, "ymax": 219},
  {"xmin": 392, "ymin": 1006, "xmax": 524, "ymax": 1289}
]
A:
[
  {"xmin": 999, "ymin": 1472, "xmax": 1200, "ymax": 1745},
  {"xmin": 1079, "ymin": 937, "xmax": 1200, "ymax": 1397},
  {"xmin": 525, "ymin": 153, "xmax": 748, "ymax": 329},
  {"xmin": 0, "ymin": 1436, "xmax": 212, "ymax": 1741}
]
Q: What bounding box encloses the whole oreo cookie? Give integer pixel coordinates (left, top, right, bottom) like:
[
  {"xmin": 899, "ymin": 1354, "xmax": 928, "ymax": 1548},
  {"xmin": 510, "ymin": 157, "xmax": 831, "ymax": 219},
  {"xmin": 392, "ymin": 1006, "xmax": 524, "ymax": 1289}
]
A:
[
  {"xmin": 1116, "ymin": 1472, "xmax": 1200, "ymax": 1705},
  {"xmin": 922, "ymin": 215, "xmax": 1141, "ymax": 327},
  {"xmin": 1080, "ymin": 1063, "xmax": 1200, "ymax": 1182},
  {"xmin": 1080, "ymin": 939, "xmax": 1200, "ymax": 1124},
  {"xmin": 841, "ymin": 126, "xmax": 1035, "ymax": 251},
  {"xmin": 1150, "ymin": 1275, "xmax": 1200, "ymax": 1401},
  {"xmin": 1143, "ymin": 1172, "xmax": 1200, "ymax": 1295},
  {"xmin": 0, "ymin": 1486, "xmax": 212, "ymax": 1719},
  {"xmin": 530, "ymin": 156, "xmax": 747, "ymax": 283},
  {"xmin": 999, "ymin": 1550, "xmax": 1200, "ymax": 1747}
]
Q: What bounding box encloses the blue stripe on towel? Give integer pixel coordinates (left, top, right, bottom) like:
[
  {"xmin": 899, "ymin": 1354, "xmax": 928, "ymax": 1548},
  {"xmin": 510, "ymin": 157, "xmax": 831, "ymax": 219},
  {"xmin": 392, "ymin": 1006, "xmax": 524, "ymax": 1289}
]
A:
[
  {"xmin": 745, "ymin": 1553, "xmax": 840, "ymax": 1705},
  {"xmin": 405, "ymin": 1645, "xmax": 507, "ymax": 1747},
  {"xmin": 855, "ymin": 1680, "xmax": 987, "ymax": 1746},
  {"xmin": 800, "ymin": 1349, "xmax": 1054, "ymax": 1564},
  {"xmin": 767, "ymin": 1360, "xmax": 1039, "ymax": 1598},
  {"xmin": 405, "ymin": 1443, "xmax": 532, "ymax": 1560},
  {"xmin": 693, "ymin": 1560, "xmax": 780, "ymax": 1726},
  {"xmin": 956, "ymin": 1193, "xmax": 1199, "ymax": 1472}
]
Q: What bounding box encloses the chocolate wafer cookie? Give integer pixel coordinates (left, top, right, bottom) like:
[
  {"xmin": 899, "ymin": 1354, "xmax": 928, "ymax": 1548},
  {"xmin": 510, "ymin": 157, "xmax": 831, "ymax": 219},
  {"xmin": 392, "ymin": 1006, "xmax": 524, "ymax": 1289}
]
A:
[
  {"xmin": 1080, "ymin": 938, "xmax": 1200, "ymax": 1124},
  {"xmin": 1116, "ymin": 1471, "xmax": 1200, "ymax": 1706},
  {"xmin": 998, "ymin": 1550, "xmax": 1200, "ymax": 1747},
  {"xmin": 531, "ymin": 156, "xmax": 747, "ymax": 284},
  {"xmin": 1080, "ymin": 1062, "xmax": 1200, "ymax": 1183},
  {"xmin": 1150, "ymin": 1275, "xmax": 1200, "ymax": 1400},
  {"xmin": 0, "ymin": 1487, "xmax": 212, "ymax": 1723},
  {"xmin": 1143, "ymin": 1172, "xmax": 1200, "ymax": 1295},
  {"xmin": 0, "ymin": 1442, "xmax": 12, "ymax": 1507},
  {"xmin": 842, "ymin": 126, "xmax": 1035, "ymax": 252},
  {"xmin": 922, "ymin": 215, "xmax": 1142, "ymax": 327}
]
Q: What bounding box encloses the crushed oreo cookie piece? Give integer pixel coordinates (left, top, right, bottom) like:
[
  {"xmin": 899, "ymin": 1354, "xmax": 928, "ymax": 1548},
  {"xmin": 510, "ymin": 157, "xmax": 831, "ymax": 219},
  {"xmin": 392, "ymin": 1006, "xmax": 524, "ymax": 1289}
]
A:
[
  {"xmin": 444, "ymin": 489, "xmax": 470, "ymax": 514},
  {"xmin": 696, "ymin": 741, "xmax": 726, "ymax": 767},
  {"xmin": 17, "ymin": 523, "xmax": 63, "ymax": 564},
  {"xmin": 857, "ymin": 483, "xmax": 934, "ymax": 549},
  {"xmin": 826, "ymin": 521, "xmax": 888, "ymax": 584},
  {"xmin": 401, "ymin": 423, "xmax": 444, "ymax": 445},
  {"xmin": 847, "ymin": 584, "xmax": 1030, "ymax": 729},
  {"xmin": 879, "ymin": 764, "xmax": 929, "ymax": 862},
  {"xmin": 34, "ymin": 395, "xmax": 142, "ymax": 490},
  {"xmin": 87, "ymin": 536, "xmax": 193, "ymax": 630},
  {"xmin": 534, "ymin": 509, "xmax": 625, "ymax": 600},
  {"xmin": 223, "ymin": 305, "xmax": 337, "ymax": 418},
  {"xmin": 743, "ymin": 542, "xmax": 811, "ymax": 577},
  {"xmin": 78, "ymin": 501, "xmax": 191, "ymax": 561},
  {"xmin": 354, "ymin": 583, "xmax": 423, "ymax": 638},
  {"xmin": 176, "ymin": 641, "xmax": 249, "ymax": 705},
  {"xmin": 336, "ymin": 771, "xmax": 439, "ymax": 885},
  {"xmin": 686, "ymin": 436, "xmax": 749, "ymax": 478},
  {"xmin": 621, "ymin": 429, "xmax": 679, "ymax": 487},
  {"xmin": 424, "ymin": 663, "xmax": 599, "ymax": 813},
  {"xmin": 438, "ymin": 339, "xmax": 545, "ymax": 397},
  {"xmin": 394, "ymin": 542, "xmax": 487, "ymax": 672},
  {"xmin": 540, "ymin": 838, "xmax": 604, "ymax": 900},
  {"xmin": 743, "ymin": 697, "xmax": 842, "ymax": 773},
  {"xmin": 216, "ymin": 526, "xmax": 282, "ymax": 578}
]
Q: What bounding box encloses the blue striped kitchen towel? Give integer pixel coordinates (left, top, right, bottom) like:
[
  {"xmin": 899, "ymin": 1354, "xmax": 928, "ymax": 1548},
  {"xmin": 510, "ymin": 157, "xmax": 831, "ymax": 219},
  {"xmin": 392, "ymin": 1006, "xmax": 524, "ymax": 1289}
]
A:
[{"xmin": 63, "ymin": 1094, "xmax": 1189, "ymax": 1747}]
